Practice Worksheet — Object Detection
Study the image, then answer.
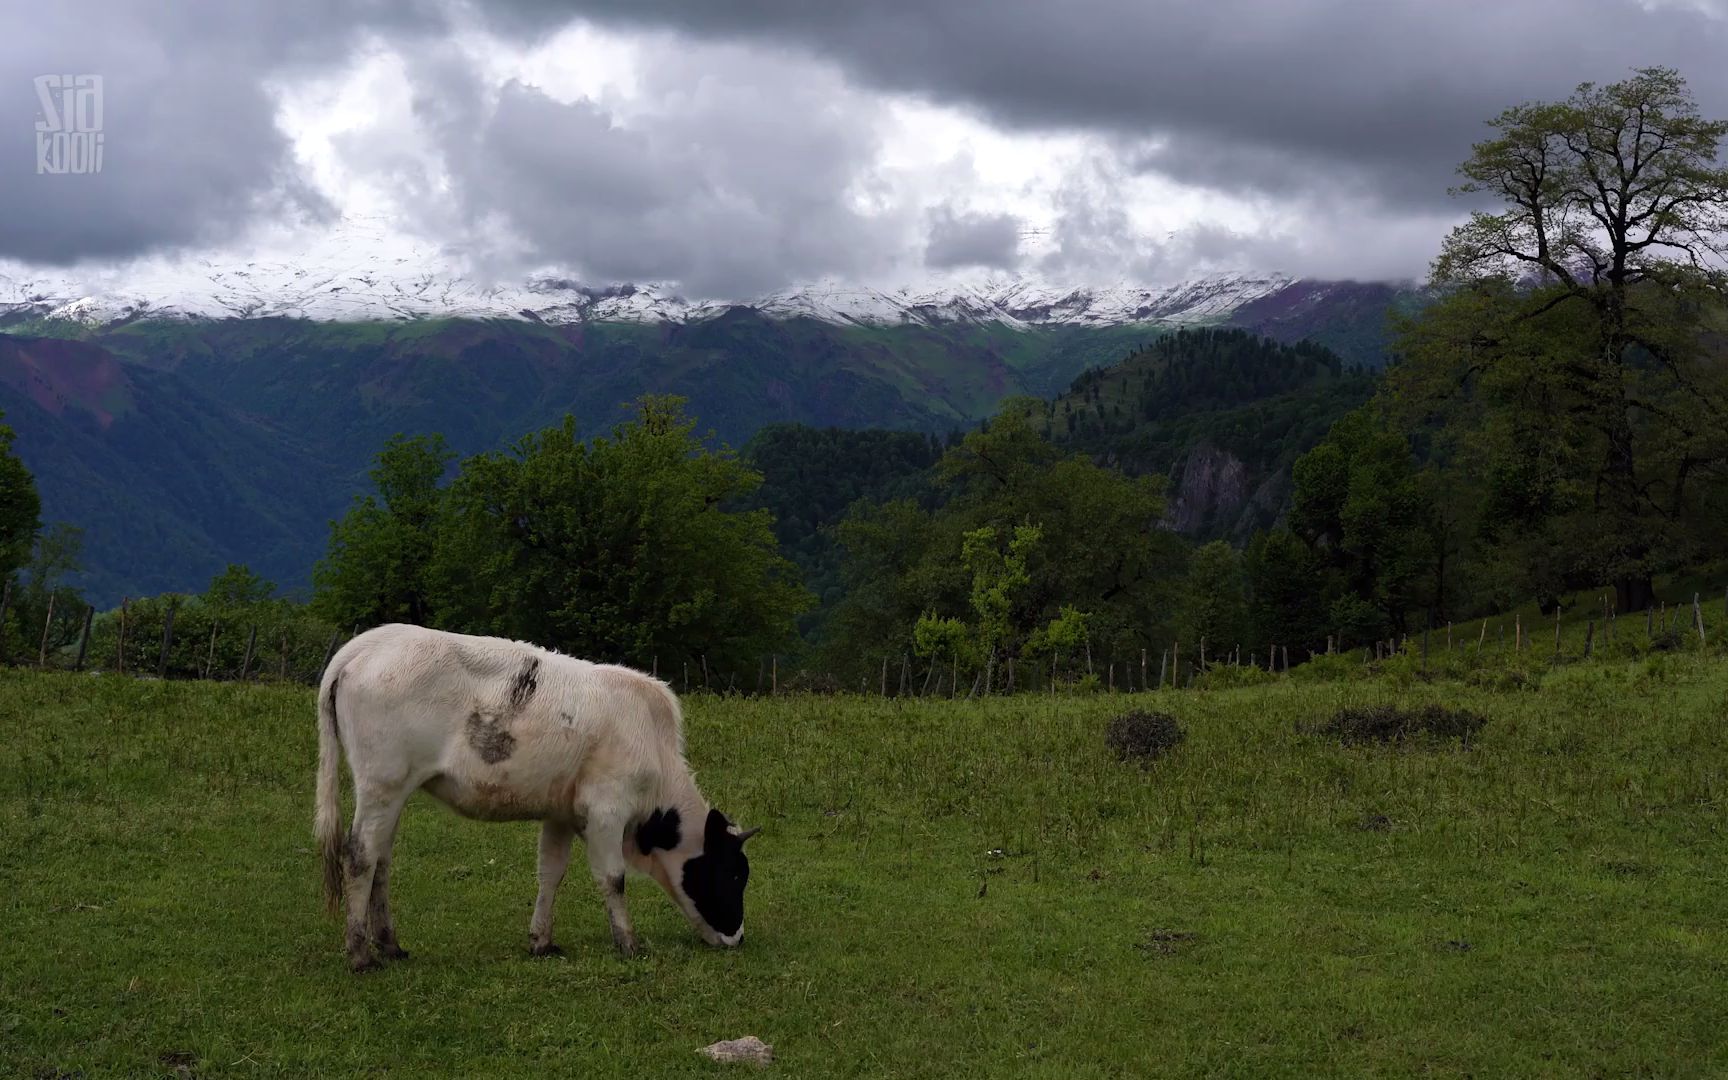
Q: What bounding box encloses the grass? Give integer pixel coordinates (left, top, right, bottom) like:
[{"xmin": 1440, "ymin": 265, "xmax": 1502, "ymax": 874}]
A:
[{"xmin": 2, "ymin": 657, "xmax": 1726, "ymax": 1077}]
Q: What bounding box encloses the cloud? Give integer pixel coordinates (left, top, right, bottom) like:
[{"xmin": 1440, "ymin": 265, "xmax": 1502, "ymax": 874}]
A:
[
  {"xmin": 396, "ymin": 37, "xmax": 918, "ymax": 296},
  {"xmin": 8, "ymin": 0, "xmax": 1728, "ymax": 288},
  {"xmin": 525, "ymin": 0, "xmax": 1728, "ymax": 213},
  {"xmin": 923, "ymin": 205, "xmax": 1022, "ymax": 269},
  {"xmin": 0, "ymin": 1, "xmax": 446, "ymax": 263}
]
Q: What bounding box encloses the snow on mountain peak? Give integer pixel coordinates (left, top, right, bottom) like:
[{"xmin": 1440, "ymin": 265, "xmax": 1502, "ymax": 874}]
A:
[{"xmin": 0, "ymin": 218, "xmax": 1296, "ymax": 330}]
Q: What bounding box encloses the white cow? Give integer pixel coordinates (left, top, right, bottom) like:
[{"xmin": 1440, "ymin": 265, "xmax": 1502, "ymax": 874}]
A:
[{"xmin": 314, "ymin": 623, "xmax": 756, "ymax": 972}]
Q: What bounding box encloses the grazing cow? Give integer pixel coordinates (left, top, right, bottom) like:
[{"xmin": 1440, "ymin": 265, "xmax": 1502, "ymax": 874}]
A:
[{"xmin": 314, "ymin": 623, "xmax": 757, "ymax": 972}]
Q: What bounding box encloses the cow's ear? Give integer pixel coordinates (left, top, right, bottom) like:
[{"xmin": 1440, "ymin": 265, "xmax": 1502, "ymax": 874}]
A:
[
  {"xmin": 636, "ymin": 807, "xmax": 682, "ymax": 854},
  {"xmin": 704, "ymin": 807, "xmax": 734, "ymax": 848}
]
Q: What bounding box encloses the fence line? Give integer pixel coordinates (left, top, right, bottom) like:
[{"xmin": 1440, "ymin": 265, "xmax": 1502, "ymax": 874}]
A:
[{"xmin": 3, "ymin": 583, "xmax": 1723, "ymax": 695}]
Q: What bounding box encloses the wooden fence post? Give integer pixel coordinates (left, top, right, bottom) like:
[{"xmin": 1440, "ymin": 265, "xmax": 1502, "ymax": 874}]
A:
[
  {"xmin": 881, "ymin": 656, "xmax": 889, "ymax": 698},
  {"xmin": 157, "ymin": 600, "xmax": 178, "ymax": 679},
  {"xmin": 1696, "ymin": 593, "xmax": 1707, "ymax": 646},
  {"xmin": 1282, "ymin": 645, "xmax": 1289, "ymax": 673},
  {"xmin": 205, "ymin": 621, "xmax": 220, "ymax": 679},
  {"xmin": 1477, "ymin": 619, "xmax": 1486, "ymax": 654},
  {"xmin": 240, "ymin": 625, "xmax": 258, "ymax": 681},
  {"xmin": 37, "ymin": 593, "xmax": 56, "ymax": 667},
  {"xmin": 771, "ymin": 655, "xmax": 777, "ymax": 695},
  {"xmin": 74, "ymin": 605, "xmax": 94, "ymax": 672},
  {"xmin": 1585, "ymin": 619, "xmax": 1594, "ymax": 659},
  {"xmin": 1171, "ymin": 642, "xmax": 1180, "ymax": 690}
]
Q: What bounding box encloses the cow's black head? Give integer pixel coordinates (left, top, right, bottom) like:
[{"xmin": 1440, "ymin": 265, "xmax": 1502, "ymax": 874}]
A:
[{"xmin": 636, "ymin": 805, "xmax": 757, "ymax": 947}]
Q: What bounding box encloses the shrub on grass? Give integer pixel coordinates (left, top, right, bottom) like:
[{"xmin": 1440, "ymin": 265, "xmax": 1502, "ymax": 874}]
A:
[
  {"xmin": 1106, "ymin": 709, "xmax": 1186, "ymax": 763},
  {"xmin": 1317, "ymin": 704, "xmax": 1488, "ymax": 747}
]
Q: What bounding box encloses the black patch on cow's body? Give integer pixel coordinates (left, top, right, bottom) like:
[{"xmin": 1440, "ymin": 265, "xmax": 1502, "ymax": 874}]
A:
[
  {"xmin": 636, "ymin": 807, "xmax": 681, "ymax": 854},
  {"xmin": 681, "ymin": 808, "xmax": 750, "ymax": 938},
  {"xmin": 465, "ymin": 711, "xmax": 516, "ymax": 764},
  {"xmin": 509, "ymin": 658, "xmax": 540, "ymax": 712},
  {"xmin": 609, "ymin": 873, "xmax": 626, "ymax": 896}
]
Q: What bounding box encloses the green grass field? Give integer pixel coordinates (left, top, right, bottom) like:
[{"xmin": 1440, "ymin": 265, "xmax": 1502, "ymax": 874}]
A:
[{"xmin": 3, "ymin": 655, "xmax": 1726, "ymax": 1077}]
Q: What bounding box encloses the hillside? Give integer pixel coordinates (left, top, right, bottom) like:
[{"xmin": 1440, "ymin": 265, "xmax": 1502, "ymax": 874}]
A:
[
  {"xmin": 0, "ymin": 335, "xmax": 344, "ymax": 602},
  {"xmin": 0, "ymin": 316, "xmax": 1154, "ymax": 603},
  {"xmin": 1050, "ymin": 328, "xmax": 1375, "ymax": 540},
  {"xmin": 0, "ymin": 266, "xmax": 1411, "ymax": 605}
]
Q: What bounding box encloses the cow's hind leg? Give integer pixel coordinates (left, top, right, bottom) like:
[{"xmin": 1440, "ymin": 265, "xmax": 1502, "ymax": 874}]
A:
[
  {"xmin": 528, "ymin": 820, "xmax": 575, "ymax": 957},
  {"xmin": 584, "ymin": 811, "xmax": 637, "ymax": 957},
  {"xmin": 367, "ymin": 828, "xmax": 410, "ymax": 961},
  {"xmin": 344, "ymin": 783, "xmax": 410, "ymax": 972}
]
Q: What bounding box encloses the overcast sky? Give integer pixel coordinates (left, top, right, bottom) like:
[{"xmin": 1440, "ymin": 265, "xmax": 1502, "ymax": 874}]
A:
[{"xmin": 6, "ymin": 0, "xmax": 1728, "ymax": 296}]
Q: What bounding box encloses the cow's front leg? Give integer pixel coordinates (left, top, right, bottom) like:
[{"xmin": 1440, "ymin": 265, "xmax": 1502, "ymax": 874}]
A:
[
  {"xmin": 529, "ymin": 819, "xmax": 575, "ymax": 957},
  {"xmin": 584, "ymin": 813, "xmax": 637, "ymax": 957}
]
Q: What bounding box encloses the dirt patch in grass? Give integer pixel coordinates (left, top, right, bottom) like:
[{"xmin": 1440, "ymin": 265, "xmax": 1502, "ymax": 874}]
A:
[
  {"xmin": 1316, "ymin": 704, "xmax": 1488, "ymax": 746},
  {"xmin": 1135, "ymin": 929, "xmax": 1198, "ymax": 956}
]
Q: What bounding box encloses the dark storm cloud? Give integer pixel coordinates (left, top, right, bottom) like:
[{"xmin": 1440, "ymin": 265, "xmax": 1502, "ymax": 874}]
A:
[
  {"xmin": 0, "ymin": 1, "xmax": 440, "ymax": 263},
  {"xmin": 507, "ymin": 0, "xmax": 1728, "ymax": 210},
  {"xmin": 923, "ymin": 206, "xmax": 1022, "ymax": 270}
]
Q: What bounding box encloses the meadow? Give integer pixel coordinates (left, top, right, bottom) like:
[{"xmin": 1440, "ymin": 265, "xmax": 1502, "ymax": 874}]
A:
[{"xmin": 2, "ymin": 652, "xmax": 1725, "ymax": 1077}]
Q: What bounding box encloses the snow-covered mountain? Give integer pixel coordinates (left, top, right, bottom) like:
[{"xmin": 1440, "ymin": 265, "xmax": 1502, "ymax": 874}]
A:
[{"xmin": 0, "ymin": 218, "xmax": 1297, "ymax": 330}]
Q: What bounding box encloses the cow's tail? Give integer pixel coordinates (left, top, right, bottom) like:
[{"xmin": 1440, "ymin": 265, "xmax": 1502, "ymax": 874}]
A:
[{"xmin": 315, "ymin": 667, "xmax": 346, "ymax": 915}]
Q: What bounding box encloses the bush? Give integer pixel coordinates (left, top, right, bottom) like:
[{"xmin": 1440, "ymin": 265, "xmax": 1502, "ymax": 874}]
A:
[
  {"xmin": 1315, "ymin": 704, "xmax": 1488, "ymax": 747},
  {"xmin": 1105, "ymin": 709, "xmax": 1187, "ymax": 764}
]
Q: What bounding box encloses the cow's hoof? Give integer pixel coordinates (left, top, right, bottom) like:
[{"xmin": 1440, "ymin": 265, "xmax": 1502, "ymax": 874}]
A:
[
  {"xmin": 350, "ymin": 954, "xmax": 383, "ymax": 974},
  {"xmin": 611, "ymin": 928, "xmax": 639, "ymax": 958},
  {"xmin": 379, "ymin": 943, "xmax": 410, "ymax": 961},
  {"xmin": 529, "ymin": 942, "xmax": 565, "ymax": 959}
]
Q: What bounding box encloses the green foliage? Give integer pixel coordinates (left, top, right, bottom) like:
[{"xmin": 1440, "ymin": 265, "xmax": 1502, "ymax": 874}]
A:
[
  {"xmin": 84, "ymin": 583, "xmax": 336, "ymax": 681},
  {"xmin": 428, "ymin": 398, "xmax": 809, "ymax": 673},
  {"xmin": 0, "ymin": 412, "xmax": 41, "ymax": 584},
  {"xmin": 739, "ymin": 425, "xmax": 941, "ymax": 631},
  {"xmin": 3, "ymin": 524, "xmax": 87, "ymax": 661},
  {"xmin": 1401, "ymin": 67, "xmax": 1728, "ymax": 611},
  {"xmin": 1179, "ymin": 541, "xmax": 1250, "ymax": 655},
  {"xmin": 313, "ymin": 434, "xmax": 454, "ymax": 628},
  {"xmin": 826, "ymin": 399, "xmax": 1179, "ymax": 682},
  {"xmin": 1289, "ymin": 409, "xmax": 1440, "ymax": 642}
]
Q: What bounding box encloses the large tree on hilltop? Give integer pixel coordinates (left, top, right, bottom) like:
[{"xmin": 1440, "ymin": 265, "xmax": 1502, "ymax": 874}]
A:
[{"xmin": 1401, "ymin": 67, "xmax": 1728, "ymax": 611}]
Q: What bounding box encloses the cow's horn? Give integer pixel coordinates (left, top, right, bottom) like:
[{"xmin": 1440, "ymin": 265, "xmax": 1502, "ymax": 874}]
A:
[{"xmin": 736, "ymin": 826, "xmax": 762, "ymax": 844}]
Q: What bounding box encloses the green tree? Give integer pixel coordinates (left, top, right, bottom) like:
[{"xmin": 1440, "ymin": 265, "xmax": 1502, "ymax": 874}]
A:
[
  {"xmin": 1179, "ymin": 541, "xmax": 1250, "ymax": 659},
  {"xmin": 314, "ymin": 434, "xmax": 454, "ymax": 628},
  {"xmin": 0, "ymin": 413, "xmax": 41, "ymax": 585},
  {"xmin": 1290, "ymin": 410, "xmax": 1440, "ymax": 640},
  {"xmin": 429, "ymin": 397, "xmax": 808, "ymax": 674},
  {"xmin": 1244, "ymin": 528, "xmax": 1331, "ymax": 657},
  {"xmin": 1414, "ymin": 67, "xmax": 1728, "ymax": 611},
  {"xmin": 826, "ymin": 398, "xmax": 1180, "ymax": 678},
  {"xmin": 9, "ymin": 524, "xmax": 85, "ymax": 658},
  {"xmin": 205, "ymin": 564, "xmax": 276, "ymax": 608}
]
